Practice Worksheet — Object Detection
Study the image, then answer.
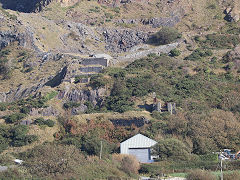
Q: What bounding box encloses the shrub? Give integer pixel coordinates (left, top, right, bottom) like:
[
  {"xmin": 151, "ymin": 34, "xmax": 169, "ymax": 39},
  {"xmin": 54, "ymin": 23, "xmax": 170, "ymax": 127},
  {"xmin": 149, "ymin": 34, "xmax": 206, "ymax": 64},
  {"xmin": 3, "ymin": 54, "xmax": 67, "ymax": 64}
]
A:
[
  {"xmin": 0, "ymin": 135, "xmax": 8, "ymax": 153},
  {"xmin": 186, "ymin": 169, "xmax": 216, "ymax": 180},
  {"xmin": 0, "ymin": 154, "xmax": 12, "ymax": 165},
  {"xmin": 44, "ymin": 119, "xmax": 55, "ymax": 127},
  {"xmin": 63, "ymin": 102, "xmax": 81, "ymax": 109},
  {"xmin": 10, "ymin": 125, "xmax": 29, "ymax": 138},
  {"xmin": 21, "ymin": 144, "xmax": 84, "ymax": 178},
  {"xmin": 148, "ymin": 27, "xmax": 182, "ymax": 46},
  {"xmin": 84, "ymin": 101, "xmax": 95, "ymax": 114},
  {"xmin": 207, "ymin": 4, "xmax": 216, "ymax": 9},
  {"xmin": 74, "ymin": 75, "xmax": 89, "ymax": 83},
  {"xmin": 0, "ymin": 103, "xmax": 7, "ymax": 111},
  {"xmin": 3, "ymin": 113, "xmax": 26, "ymax": 124},
  {"xmin": 169, "ymin": 48, "xmax": 181, "ymax": 57},
  {"xmin": 205, "ymin": 34, "xmax": 239, "ymax": 49},
  {"xmin": 43, "ymin": 91, "xmax": 58, "ymax": 101},
  {"xmin": 81, "ymin": 136, "xmax": 115, "ymax": 156},
  {"xmin": 105, "ymin": 96, "xmax": 133, "ymax": 113},
  {"xmin": 121, "ymin": 156, "xmax": 140, "ymax": 175},
  {"xmin": 112, "ymin": 154, "xmax": 140, "ymax": 175},
  {"xmin": 35, "ymin": 118, "xmax": 55, "ymax": 127},
  {"xmin": 89, "ymin": 74, "xmax": 107, "ymax": 88},
  {"xmin": 185, "ymin": 49, "xmax": 213, "ymax": 61},
  {"xmin": 12, "ymin": 135, "xmax": 38, "ymax": 147},
  {"xmin": 9, "ymin": 125, "xmax": 38, "ymax": 147},
  {"xmin": 223, "ymin": 171, "xmax": 240, "ymax": 180},
  {"xmin": 35, "ymin": 117, "xmax": 45, "ymax": 125},
  {"xmin": 20, "ymin": 106, "xmax": 30, "ymax": 114},
  {"xmin": 0, "ymin": 168, "xmax": 27, "ymax": 179}
]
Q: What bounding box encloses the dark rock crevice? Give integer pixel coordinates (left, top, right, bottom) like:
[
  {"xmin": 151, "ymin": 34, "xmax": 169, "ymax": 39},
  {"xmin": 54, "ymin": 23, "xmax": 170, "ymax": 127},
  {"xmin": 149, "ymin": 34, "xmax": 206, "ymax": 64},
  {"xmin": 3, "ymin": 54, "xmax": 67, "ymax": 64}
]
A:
[{"xmin": 0, "ymin": 0, "xmax": 52, "ymax": 13}]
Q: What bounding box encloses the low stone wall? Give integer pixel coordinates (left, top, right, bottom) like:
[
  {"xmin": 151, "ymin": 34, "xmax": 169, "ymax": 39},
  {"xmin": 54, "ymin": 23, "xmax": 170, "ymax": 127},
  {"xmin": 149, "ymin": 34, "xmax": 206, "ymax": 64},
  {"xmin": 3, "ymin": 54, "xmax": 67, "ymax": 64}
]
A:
[
  {"xmin": 81, "ymin": 58, "xmax": 108, "ymax": 67},
  {"xmin": 110, "ymin": 117, "xmax": 149, "ymax": 127},
  {"xmin": 116, "ymin": 42, "xmax": 180, "ymax": 63}
]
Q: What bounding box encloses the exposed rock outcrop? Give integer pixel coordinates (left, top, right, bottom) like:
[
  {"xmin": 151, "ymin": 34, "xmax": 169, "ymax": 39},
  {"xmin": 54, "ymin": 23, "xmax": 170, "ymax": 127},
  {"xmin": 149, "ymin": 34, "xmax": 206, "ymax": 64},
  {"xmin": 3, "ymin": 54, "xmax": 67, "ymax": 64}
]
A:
[
  {"xmin": 0, "ymin": 0, "xmax": 52, "ymax": 12},
  {"xmin": 58, "ymin": 87, "xmax": 106, "ymax": 106},
  {"xmin": 117, "ymin": 16, "xmax": 181, "ymax": 28},
  {"xmin": 0, "ymin": 28, "xmax": 38, "ymax": 51},
  {"xmin": 30, "ymin": 106, "xmax": 60, "ymax": 116},
  {"xmin": 0, "ymin": 0, "xmax": 79, "ymax": 12},
  {"xmin": 103, "ymin": 29, "xmax": 149, "ymax": 53},
  {"xmin": 71, "ymin": 104, "xmax": 88, "ymax": 115},
  {"xmin": 225, "ymin": 7, "xmax": 240, "ymax": 22}
]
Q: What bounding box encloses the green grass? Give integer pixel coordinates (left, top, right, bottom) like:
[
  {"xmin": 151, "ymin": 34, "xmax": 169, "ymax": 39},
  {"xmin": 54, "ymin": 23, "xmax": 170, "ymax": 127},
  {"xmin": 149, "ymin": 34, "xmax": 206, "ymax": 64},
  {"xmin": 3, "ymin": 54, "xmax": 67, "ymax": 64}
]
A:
[
  {"xmin": 169, "ymin": 172, "xmax": 187, "ymax": 178},
  {"xmin": 169, "ymin": 170, "xmax": 240, "ymax": 178}
]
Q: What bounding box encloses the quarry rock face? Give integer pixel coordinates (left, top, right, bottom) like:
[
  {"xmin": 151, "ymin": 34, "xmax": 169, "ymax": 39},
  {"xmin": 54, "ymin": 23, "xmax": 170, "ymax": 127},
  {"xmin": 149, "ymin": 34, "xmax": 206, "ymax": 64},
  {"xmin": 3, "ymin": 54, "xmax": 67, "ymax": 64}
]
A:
[
  {"xmin": 0, "ymin": 28, "xmax": 38, "ymax": 51},
  {"xmin": 58, "ymin": 88, "xmax": 106, "ymax": 106},
  {"xmin": 0, "ymin": 0, "xmax": 79, "ymax": 12},
  {"xmin": 103, "ymin": 29, "xmax": 149, "ymax": 52}
]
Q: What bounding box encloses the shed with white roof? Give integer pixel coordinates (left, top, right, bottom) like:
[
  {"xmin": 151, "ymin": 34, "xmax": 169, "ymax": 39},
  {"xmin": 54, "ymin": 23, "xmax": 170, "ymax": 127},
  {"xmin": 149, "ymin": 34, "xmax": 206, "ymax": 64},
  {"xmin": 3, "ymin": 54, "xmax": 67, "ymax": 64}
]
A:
[{"xmin": 120, "ymin": 133, "xmax": 157, "ymax": 163}]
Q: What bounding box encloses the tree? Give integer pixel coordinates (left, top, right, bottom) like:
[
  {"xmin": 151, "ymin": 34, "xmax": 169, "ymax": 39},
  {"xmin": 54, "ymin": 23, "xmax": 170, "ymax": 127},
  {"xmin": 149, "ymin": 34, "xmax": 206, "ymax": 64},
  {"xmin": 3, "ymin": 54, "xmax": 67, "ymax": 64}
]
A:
[{"xmin": 153, "ymin": 138, "xmax": 191, "ymax": 161}]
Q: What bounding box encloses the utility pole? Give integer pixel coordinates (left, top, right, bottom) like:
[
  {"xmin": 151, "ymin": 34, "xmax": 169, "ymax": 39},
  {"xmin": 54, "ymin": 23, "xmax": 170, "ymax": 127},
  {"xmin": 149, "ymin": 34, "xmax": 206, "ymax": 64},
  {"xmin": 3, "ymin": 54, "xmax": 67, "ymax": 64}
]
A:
[
  {"xmin": 100, "ymin": 141, "xmax": 103, "ymax": 160},
  {"xmin": 220, "ymin": 157, "xmax": 223, "ymax": 180}
]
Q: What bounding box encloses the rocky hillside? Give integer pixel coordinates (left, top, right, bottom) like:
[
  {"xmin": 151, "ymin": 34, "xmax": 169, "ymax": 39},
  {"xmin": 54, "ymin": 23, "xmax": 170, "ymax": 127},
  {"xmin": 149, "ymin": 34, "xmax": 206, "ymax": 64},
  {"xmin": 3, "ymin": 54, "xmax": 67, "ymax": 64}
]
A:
[{"xmin": 0, "ymin": 0, "xmax": 240, "ymax": 179}]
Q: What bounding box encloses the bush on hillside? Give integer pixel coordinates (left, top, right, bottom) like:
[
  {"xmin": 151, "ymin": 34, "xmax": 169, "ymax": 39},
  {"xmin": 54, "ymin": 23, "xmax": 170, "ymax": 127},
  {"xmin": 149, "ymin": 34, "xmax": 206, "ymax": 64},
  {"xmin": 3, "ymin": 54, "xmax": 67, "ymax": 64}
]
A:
[
  {"xmin": 186, "ymin": 169, "xmax": 216, "ymax": 180},
  {"xmin": 20, "ymin": 106, "xmax": 30, "ymax": 114},
  {"xmin": 44, "ymin": 119, "xmax": 55, "ymax": 127},
  {"xmin": 196, "ymin": 34, "xmax": 240, "ymax": 49},
  {"xmin": 169, "ymin": 48, "xmax": 181, "ymax": 57},
  {"xmin": 112, "ymin": 154, "xmax": 140, "ymax": 175},
  {"xmin": 35, "ymin": 118, "xmax": 55, "ymax": 127},
  {"xmin": 3, "ymin": 113, "xmax": 26, "ymax": 124},
  {"xmin": 105, "ymin": 96, "xmax": 133, "ymax": 113},
  {"xmin": 81, "ymin": 135, "xmax": 115, "ymax": 156},
  {"xmin": 223, "ymin": 171, "xmax": 240, "ymax": 180},
  {"xmin": 148, "ymin": 27, "xmax": 182, "ymax": 46},
  {"xmin": 20, "ymin": 144, "xmax": 84, "ymax": 178},
  {"xmin": 0, "ymin": 135, "xmax": 8, "ymax": 153},
  {"xmin": 153, "ymin": 138, "xmax": 191, "ymax": 161},
  {"xmin": 0, "ymin": 102, "xmax": 7, "ymax": 111},
  {"xmin": 89, "ymin": 74, "xmax": 107, "ymax": 88},
  {"xmin": 205, "ymin": 34, "xmax": 239, "ymax": 49},
  {"xmin": 6, "ymin": 125, "xmax": 38, "ymax": 147},
  {"xmin": 63, "ymin": 102, "xmax": 81, "ymax": 109},
  {"xmin": 185, "ymin": 49, "xmax": 213, "ymax": 61}
]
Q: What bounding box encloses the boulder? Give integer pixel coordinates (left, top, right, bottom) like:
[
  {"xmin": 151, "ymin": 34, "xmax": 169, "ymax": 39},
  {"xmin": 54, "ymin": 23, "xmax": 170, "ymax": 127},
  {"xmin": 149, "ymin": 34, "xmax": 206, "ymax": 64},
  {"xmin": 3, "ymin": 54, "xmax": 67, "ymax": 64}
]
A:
[
  {"xmin": 71, "ymin": 104, "xmax": 88, "ymax": 115},
  {"xmin": 225, "ymin": 7, "xmax": 240, "ymax": 22}
]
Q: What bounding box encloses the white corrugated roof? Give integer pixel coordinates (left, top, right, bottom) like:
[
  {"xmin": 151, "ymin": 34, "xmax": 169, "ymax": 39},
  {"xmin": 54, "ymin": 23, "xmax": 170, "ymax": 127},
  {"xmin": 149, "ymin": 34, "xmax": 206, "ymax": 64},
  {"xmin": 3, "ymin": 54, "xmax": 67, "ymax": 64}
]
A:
[{"xmin": 121, "ymin": 134, "xmax": 157, "ymax": 148}]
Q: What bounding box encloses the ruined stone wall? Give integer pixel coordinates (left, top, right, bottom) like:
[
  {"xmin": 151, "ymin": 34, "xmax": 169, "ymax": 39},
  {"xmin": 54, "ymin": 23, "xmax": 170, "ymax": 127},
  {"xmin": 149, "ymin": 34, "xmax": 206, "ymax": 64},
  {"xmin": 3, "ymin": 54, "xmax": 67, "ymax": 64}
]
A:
[
  {"xmin": 81, "ymin": 58, "xmax": 108, "ymax": 67},
  {"xmin": 110, "ymin": 117, "xmax": 149, "ymax": 127}
]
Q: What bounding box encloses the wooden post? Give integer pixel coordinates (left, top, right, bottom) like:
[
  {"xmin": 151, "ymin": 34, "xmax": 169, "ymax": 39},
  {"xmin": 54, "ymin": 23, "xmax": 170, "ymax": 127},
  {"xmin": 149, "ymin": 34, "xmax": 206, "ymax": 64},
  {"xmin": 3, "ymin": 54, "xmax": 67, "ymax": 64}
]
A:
[{"xmin": 100, "ymin": 141, "xmax": 103, "ymax": 159}]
